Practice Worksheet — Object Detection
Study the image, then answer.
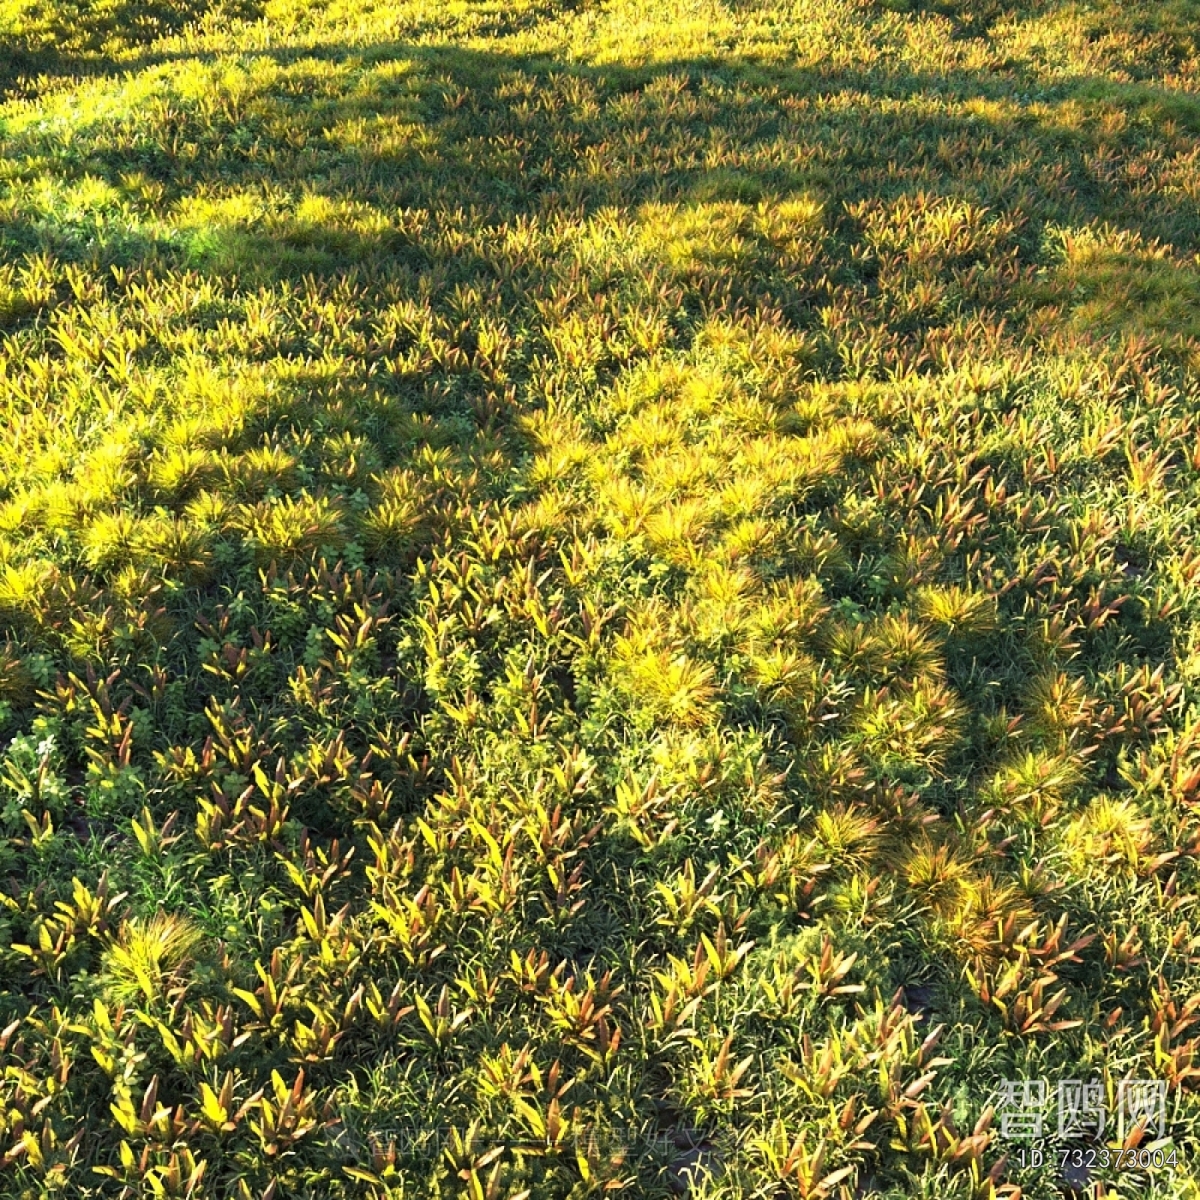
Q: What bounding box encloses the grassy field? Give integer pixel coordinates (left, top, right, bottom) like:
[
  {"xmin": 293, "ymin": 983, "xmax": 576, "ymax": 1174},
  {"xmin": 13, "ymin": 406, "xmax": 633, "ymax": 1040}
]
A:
[{"xmin": 1, "ymin": 0, "xmax": 1200, "ymax": 1195}]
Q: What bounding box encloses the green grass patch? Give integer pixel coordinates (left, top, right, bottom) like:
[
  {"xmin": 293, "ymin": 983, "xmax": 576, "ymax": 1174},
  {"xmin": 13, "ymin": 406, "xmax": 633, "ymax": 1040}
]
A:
[{"xmin": 1, "ymin": 1, "xmax": 1200, "ymax": 1198}]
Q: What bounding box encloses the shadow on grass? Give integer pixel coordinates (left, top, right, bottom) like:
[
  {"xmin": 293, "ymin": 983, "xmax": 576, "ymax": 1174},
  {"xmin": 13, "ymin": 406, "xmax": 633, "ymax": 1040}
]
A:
[
  {"xmin": 0, "ymin": 0, "xmax": 266, "ymax": 95},
  {"xmin": 2, "ymin": 14, "xmax": 1196, "ymax": 873},
  {"xmin": 0, "ymin": 32, "xmax": 1197, "ymax": 371},
  {"xmin": 3, "ymin": 19, "xmax": 1200, "ymax": 1196},
  {"xmin": 4, "ymin": 36, "xmax": 1197, "ymax": 242}
]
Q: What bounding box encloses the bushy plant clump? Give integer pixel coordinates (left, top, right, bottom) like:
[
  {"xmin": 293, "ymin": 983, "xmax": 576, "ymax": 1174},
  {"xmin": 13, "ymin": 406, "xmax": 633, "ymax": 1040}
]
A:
[{"xmin": 2, "ymin": 0, "xmax": 1200, "ymax": 1196}]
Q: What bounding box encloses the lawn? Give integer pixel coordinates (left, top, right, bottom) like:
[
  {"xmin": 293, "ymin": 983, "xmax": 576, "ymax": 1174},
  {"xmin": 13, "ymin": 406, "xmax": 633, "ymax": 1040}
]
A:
[{"xmin": 1, "ymin": 0, "xmax": 1200, "ymax": 1196}]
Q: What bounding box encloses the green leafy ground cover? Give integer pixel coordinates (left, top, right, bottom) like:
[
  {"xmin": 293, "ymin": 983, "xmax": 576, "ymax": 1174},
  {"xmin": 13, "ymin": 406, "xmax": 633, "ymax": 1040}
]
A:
[{"xmin": 2, "ymin": 0, "xmax": 1200, "ymax": 1195}]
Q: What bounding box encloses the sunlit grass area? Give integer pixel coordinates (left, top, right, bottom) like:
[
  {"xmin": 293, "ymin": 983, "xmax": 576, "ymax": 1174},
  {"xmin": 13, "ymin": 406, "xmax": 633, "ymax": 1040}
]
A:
[{"xmin": 2, "ymin": 0, "xmax": 1200, "ymax": 1196}]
